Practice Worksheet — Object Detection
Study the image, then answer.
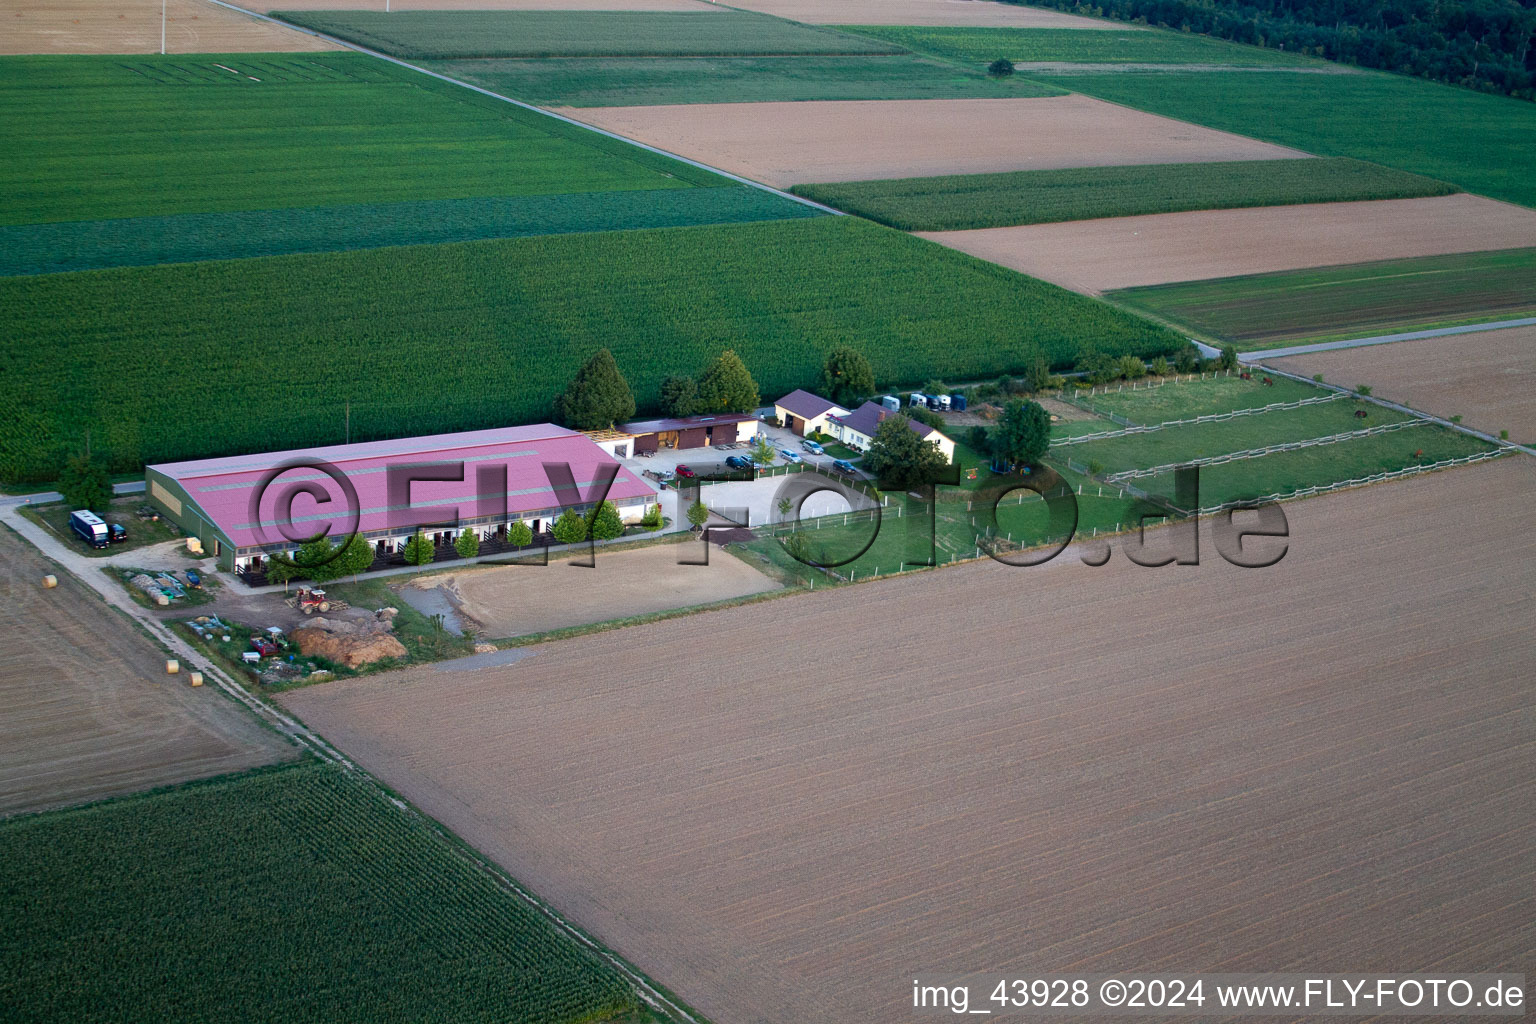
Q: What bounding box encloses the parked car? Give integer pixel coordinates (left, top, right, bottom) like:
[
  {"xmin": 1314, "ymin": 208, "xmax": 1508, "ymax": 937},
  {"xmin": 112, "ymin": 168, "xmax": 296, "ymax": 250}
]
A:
[
  {"xmin": 779, "ymin": 449, "xmax": 802, "ymax": 464},
  {"xmin": 833, "ymin": 459, "xmax": 857, "ymax": 475},
  {"xmin": 725, "ymin": 455, "xmax": 752, "ymax": 470},
  {"xmin": 109, "ymin": 522, "xmax": 128, "ymax": 543},
  {"xmin": 249, "ymin": 635, "xmax": 279, "ymax": 658},
  {"xmin": 801, "ymin": 440, "xmax": 825, "ymax": 455},
  {"xmin": 675, "ymin": 465, "xmax": 697, "ymax": 479}
]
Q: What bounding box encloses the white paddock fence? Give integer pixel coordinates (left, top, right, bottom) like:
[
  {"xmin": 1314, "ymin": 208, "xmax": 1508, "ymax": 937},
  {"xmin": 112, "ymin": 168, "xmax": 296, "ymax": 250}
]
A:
[
  {"xmin": 1052, "ymin": 394, "xmax": 1344, "ymax": 447},
  {"xmin": 1101, "ymin": 419, "xmax": 1427, "ymax": 483}
]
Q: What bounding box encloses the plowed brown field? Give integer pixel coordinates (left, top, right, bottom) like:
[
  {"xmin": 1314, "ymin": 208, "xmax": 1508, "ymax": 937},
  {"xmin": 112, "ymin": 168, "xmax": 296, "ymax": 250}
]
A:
[
  {"xmin": 1270, "ymin": 325, "xmax": 1536, "ymax": 444},
  {"xmin": 919, "ymin": 194, "xmax": 1536, "ymax": 293},
  {"xmin": 558, "ymin": 95, "xmax": 1308, "ymax": 187},
  {"xmin": 1, "ymin": 0, "xmax": 342, "ymax": 54},
  {"xmin": 284, "ymin": 457, "xmax": 1536, "ymax": 1024},
  {"xmin": 718, "ymin": 0, "xmax": 1125, "ymax": 27},
  {"xmin": 262, "ymin": 0, "xmax": 713, "ymax": 10},
  {"xmin": 0, "ymin": 526, "xmax": 294, "ymax": 816}
]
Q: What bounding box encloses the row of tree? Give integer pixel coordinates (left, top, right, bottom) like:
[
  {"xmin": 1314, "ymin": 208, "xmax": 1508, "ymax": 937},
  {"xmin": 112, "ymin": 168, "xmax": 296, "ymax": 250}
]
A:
[
  {"xmin": 556, "ymin": 348, "xmax": 763, "ymax": 431},
  {"xmin": 1014, "ymin": 0, "xmax": 1536, "ymax": 98}
]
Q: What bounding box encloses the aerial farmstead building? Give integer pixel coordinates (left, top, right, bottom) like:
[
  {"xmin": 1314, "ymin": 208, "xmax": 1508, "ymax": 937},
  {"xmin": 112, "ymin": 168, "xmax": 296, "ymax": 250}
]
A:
[
  {"xmin": 617, "ymin": 412, "xmax": 760, "ymax": 453},
  {"xmin": 774, "ymin": 390, "xmax": 848, "ymax": 437},
  {"xmin": 829, "ymin": 401, "xmax": 956, "ymax": 463},
  {"xmin": 144, "ymin": 424, "xmax": 657, "ymax": 574}
]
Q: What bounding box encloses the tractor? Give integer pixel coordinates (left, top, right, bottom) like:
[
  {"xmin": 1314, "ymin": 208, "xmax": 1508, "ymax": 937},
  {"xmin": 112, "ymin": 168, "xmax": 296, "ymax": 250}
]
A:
[{"xmin": 296, "ymin": 587, "xmax": 330, "ymax": 615}]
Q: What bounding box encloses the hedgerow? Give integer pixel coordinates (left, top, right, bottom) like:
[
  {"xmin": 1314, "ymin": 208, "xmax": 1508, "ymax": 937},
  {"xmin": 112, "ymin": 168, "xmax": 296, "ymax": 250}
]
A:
[{"xmin": 1, "ymin": 217, "xmax": 1183, "ymax": 483}]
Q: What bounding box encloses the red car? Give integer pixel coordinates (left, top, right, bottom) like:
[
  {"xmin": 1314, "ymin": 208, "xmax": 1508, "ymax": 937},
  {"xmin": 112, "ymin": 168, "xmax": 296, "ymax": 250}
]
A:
[
  {"xmin": 249, "ymin": 635, "xmax": 279, "ymax": 658},
  {"xmin": 675, "ymin": 465, "xmax": 697, "ymax": 479}
]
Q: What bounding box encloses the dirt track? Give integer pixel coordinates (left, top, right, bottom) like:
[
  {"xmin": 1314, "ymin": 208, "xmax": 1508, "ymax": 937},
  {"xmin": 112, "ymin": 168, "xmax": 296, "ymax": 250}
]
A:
[
  {"xmin": 405, "ymin": 543, "xmax": 779, "ymax": 639},
  {"xmin": 919, "ymin": 194, "xmax": 1536, "ymax": 293},
  {"xmin": 284, "ymin": 457, "xmax": 1536, "ymax": 1024},
  {"xmin": 0, "ymin": 0, "xmax": 342, "ymax": 54},
  {"xmin": 0, "ymin": 525, "xmax": 293, "ymax": 817},
  {"xmin": 716, "ymin": 0, "xmax": 1126, "ymax": 27},
  {"xmin": 559, "ymin": 95, "xmax": 1308, "ymax": 187},
  {"xmin": 1270, "ymin": 325, "xmax": 1536, "ymax": 444}
]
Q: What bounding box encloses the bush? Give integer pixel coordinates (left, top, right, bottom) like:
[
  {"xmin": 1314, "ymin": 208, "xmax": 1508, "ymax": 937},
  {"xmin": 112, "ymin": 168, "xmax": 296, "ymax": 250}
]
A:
[
  {"xmin": 988, "ymin": 58, "xmax": 1015, "ymax": 76},
  {"xmin": 686, "ymin": 500, "xmax": 710, "ymax": 531},
  {"xmin": 1357, "ymin": 384, "xmax": 1373, "ymax": 397},
  {"xmin": 966, "ymin": 425, "xmax": 990, "ymax": 451},
  {"xmin": 1149, "ymin": 356, "xmax": 1170, "ymax": 377},
  {"xmin": 1218, "ymin": 345, "xmax": 1238, "ymax": 371},
  {"xmin": 1118, "ymin": 354, "xmax": 1146, "ymax": 379}
]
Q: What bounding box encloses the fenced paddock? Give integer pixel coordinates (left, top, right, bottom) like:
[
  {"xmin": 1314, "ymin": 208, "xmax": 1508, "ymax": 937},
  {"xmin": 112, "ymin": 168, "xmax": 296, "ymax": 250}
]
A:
[{"xmin": 1061, "ymin": 371, "xmax": 1320, "ymax": 423}]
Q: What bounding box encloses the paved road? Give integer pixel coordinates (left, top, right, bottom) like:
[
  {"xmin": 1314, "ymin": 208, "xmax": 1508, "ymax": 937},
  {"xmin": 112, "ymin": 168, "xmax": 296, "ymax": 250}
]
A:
[{"xmin": 1240, "ymin": 317, "xmax": 1536, "ymax": 360}]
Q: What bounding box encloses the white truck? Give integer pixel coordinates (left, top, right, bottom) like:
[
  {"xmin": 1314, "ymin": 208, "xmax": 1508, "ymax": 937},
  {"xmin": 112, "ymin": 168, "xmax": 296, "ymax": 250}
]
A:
[{"xmin": 70, "ymin": 510, "xmax": 110, "ymax": 549}]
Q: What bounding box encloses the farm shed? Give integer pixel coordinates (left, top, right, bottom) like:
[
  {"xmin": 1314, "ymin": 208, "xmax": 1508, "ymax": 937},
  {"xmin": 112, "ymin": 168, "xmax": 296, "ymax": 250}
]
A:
[
  {"xmin": 774, "ymin": 390, "xmax": 849, "ymax": 436},
  {"xmin": 620, "ymin": 413, "xmax": 760, "ymax": 453},
  {"xmin": 144, "ymin": 424, "xmax": 657, "ymax": 575},
  {"xmin": 829, "ymin": 402, "xmax": 955, "ymax": 462}
]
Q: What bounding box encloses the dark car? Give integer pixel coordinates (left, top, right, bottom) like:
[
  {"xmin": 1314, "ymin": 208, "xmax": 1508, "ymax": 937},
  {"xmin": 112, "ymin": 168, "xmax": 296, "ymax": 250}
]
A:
[
  {"xmin": 109, "ymin": 523, "xmax": 128, "ymax": 543},
  {"xmin": 675, "ymin": 465, "xmax": 697, "ymax": 479},
  {"xmin": 832, "ymin": 459, "xmax": 858, "ymax": 475},
  {"xmin": 724, "ymin": 455, "xmax": 752, "ymax": 470}
]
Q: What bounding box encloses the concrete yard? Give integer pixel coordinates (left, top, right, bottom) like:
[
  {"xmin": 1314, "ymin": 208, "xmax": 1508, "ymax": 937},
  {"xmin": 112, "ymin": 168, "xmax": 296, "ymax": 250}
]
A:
[
  {"xmin": 918, "ymin": 194, "xmax": 1536, "ymax": 293},
  {"xmin": 283, "ymin": 456, "xmax": 1536, "ymax": 1024},
  {"xmin": 0, "ymin": 524, "xmax": 294, "ymax": 817},
  {"xmin": 558, "ymin": 95, "xmax": 1308, "ymax": 187}
]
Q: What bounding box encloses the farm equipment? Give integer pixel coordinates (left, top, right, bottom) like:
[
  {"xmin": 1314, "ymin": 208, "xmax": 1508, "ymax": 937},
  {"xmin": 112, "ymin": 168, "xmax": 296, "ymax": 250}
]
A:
[
  {"xmin": 249, "ymin": 635, "xmax": 279, "ymax": 658},
  {"xmin": 296, "ymin": 588, "xmax": 330, "ymax": 615},
  {"xmin": 184, "ymin": 569, "xmax": 203, "ymax": 589}
]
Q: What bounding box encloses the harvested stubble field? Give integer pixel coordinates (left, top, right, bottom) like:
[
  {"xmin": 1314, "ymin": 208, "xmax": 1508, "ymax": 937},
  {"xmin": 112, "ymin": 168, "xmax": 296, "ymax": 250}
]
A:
[
  {"xmin": 919, "ymin": 194, "xmax": 1536, "ymax": 294},
  {"xmin": 1, "ymin": 217, "xmax": 1182, "ymax": 483},
  {"xmin": 0, "ymin": 0, "xmax": 341, "ymax": 54},
  {"xmin": 717, "ymin": 0, "xmax": 1124, "ymax": 27},
  {"xmin": 0, "ymin": 524, "xmax": 293, "ymax": 817},
  {"xmin": 560, "ymin": 95, "xmax": 1307, "ymax": 187},
  {"xmin": 282, "ymin": 457, "xmax": 1536, "ymax": 1024},
  {"xmin": 793, "ymin": 157, "xmax": 1454, "ymax": 231},
  {"xmin": 1056, "ymin": 69, "xmax": 1536, "ymax": 209},
  {"xmin": 0, "ymin": 760, "xmax": 645, "ymax": 1024},
  {"xmin": 273, "ymin": 9, "xmax": 900, "ymax": 58},
  {"xmin": 266, "ymin": 0, "xmax": 709, "ymax": 7},
  {"xmin": 428, "ymin": 54, "xmax": 1064, "ymax": 106},
  {"xmin": 410, "ymin": 544, "xmax": 781, "ymax": 640},
  {"xmin": 1270, "ymin": 325, "xmax": 1536, "ymax": 444},
  {"xmin": 1108, "ymin": 247, "xmax": 1536, "ymax": 347},
  {"xmin": 845, "ymin": 24, "xmax": 1315, "ymax": 65}
]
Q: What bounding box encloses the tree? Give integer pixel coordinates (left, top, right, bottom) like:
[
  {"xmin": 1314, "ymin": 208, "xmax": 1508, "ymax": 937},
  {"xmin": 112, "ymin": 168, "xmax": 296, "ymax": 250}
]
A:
[
  {"xmin": 966, "ymin": 425, "xmax": 990, "ymax": 451},
  {"xmin": 1077, "ymin": 352, "xmax": 1121, "ymax": 385},
  {"xmin": 817, "ymin": 347, "xmax": 875, "ymax": 406},
  {"xmin": 294, "ymin": 536, "xmax": 340, "ymax": 583},
  {"xmin": 1218, "ymin": 345, "xmax": 1239, "ymax": 371},
  {"xmin": 1023, "ymin": 352, "xmax": 1052, "ymax": 393},
  {"xmin": 551, "ymin": 507, "xmax": 588, "ymax": 545},
  {"xmin": 988, "ymin": 57, "xmax": 1015, "ymax": 76},
  {"xmin": 686, "ymin": 500, "xmax": 710, "ymax": 531},
  {"xmin": 863, "ymin": 415, "xmax": 949, "ymax": 491},
  {"xmin": 265, "ymin": 557, "xmax": 298, "ymax": 591},
  {"xmin": 589, "ymin": 500, "xmax": 625, "ymax": 541},
  {"xmin": 402, "ymin": 531, "xmax": 434, "ymax": 567},
  {"xmin": 1119, "ymin": 354, "xmax": 1146, "ymax": 379},
  {"xmin": 1149, "ymin": 356, "xmax": 1171, "ymax": 377},
  {"xmin": 58, "ymin": 453, "xmax": 112, "ymax": 513},
  {"xmin": 455, "ymin": 528, "xmax": 479, "ymax": 560},
  {"xmin": 696, "ymin": 349, "xmax": 759, "ymax": 414},
  {"xmin": 658, "ymin": 374, "xmax": 699, "ymax": 418},
  {"xmin": 336, "ymin": 532, "xmax": 376, "ymax": 581},
  {"xmin": 554, "ymin": 348, "xmax": 635, "ymax": 430},
  {"xmin": 507, "ymin": 520, "xmax": 533, "ymax": 548},
  {"xmin": 748, "ymin": 435, "xmax": 777, "ymax": 469},
  {"xmin": 1174, "ymin": 347, "xmax": 1199, "ymax": 373},
  {"xmin": 777, "ymin": 497, "xmax": 794, "ymax": 519},
  {"xmin": 991, "ymin": 399, "xmax": 1051, "ymax": 469}
]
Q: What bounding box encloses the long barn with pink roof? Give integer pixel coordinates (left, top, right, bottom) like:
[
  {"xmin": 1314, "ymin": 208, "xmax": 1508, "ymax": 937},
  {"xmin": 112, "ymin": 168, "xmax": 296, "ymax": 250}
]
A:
[{"xmin": 144, "ymin": 423, "xmax": 658, "ymax": 575}]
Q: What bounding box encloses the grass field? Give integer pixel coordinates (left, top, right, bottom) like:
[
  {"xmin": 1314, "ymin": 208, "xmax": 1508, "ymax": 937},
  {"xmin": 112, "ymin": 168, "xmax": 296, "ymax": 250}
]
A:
[
  {"xmin": 792, "ymin": 158, "xmax": 1453, "ymax": 230},
  {"xmin": 0, "ymin": 760, "xmax": 644, "ymax": 1023},
  {"xmin": 0, "ymin": 53, "xmax": 744, "ymax": 226},
  {"xmin": 429, "ymin": 54, "xmax": 1064, "ymax": 106},
  {"xmin": 0, "ymin": 188, "xmax": 820, "ymax": 276},
  {"xmin": 1074, "ymin": 374, "xmax": 1324, "ymax": 421},
  {"xmin": 1108, "ymin": 247, "xmax": 1536, "ymax": 346},
  {"xmin": 844, "ymin": 25, "xmax": 1317, "ymax": 66},
  {"xmin": 275, "ymin": 9, "xmax": 902, "ymax": 58},
  {"xmin": 0, "ymin": 217, "xmax": 1183, "ymax": 483},
  {"xmin": 1053, "ymin": 70, "xmax": 1536, "ymax": 209}
]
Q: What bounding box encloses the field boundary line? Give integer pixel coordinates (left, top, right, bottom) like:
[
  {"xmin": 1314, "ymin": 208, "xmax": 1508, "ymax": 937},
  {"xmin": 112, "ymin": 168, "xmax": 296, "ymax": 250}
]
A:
[
  {"xmin": 1052, "ymin": 393, "xmax": 1343, "ymax": 446},
  {"xmin": 1240, "ymin": 315, "xmax": 1536, "ymax": 359},
  {"xmin": 1101, "ymin": 419, "xmax": 1426, "ymax": 482},
  {"xmin": 200, "ymin": 0, "xmax": 845, "ymax": 219}
]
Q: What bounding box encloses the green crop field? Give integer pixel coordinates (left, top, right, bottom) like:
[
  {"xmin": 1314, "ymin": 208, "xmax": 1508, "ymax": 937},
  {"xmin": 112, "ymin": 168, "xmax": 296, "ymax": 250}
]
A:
[
  {"xmin": 792, "ymin": 158, "xmax": 1453, "ymax": 231},
  {"xmin": 0, "ymin": 760, "xmax": 643, "ymax": 1024},
  {"xmin": 426, "ymin": 54, "xmax": 1064, "ymax": 106},
  {"xmin": 1050, "ymin": 70, "xmax": 1536, "ymax": 209},
  {"xmin": 843, "ymin": 25, "xmax": 1317, "ymax": 67},
  {"xmin": 0, "ymin": 189, "xmax": 820, "ymax": 277},
  {"xmin": 0, "ymin": 54, "xmax": 734, "ymax": 225},
  {"xmin": 0, "ymin": 217, "xmax": 1183, "ymax": 483},
  {"xmin": 1108, "ymin": 247, "xmax": 1536, "ymax": 346},
  {"xmin": 275, "ymin": 10, "xmax": 901, "ymax": 59}
]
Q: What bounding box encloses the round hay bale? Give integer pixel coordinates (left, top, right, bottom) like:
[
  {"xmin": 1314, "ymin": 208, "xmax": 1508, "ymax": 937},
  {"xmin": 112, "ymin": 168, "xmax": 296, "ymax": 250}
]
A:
[
  {"xmin": 41, "ymin": 574, "xmax": 57, "ymax": 589},
  {"xmin": 165, "ymin": 659, "xmax": 180, "ymax": 674},
  {"xmin": 189, "ymin": 671, "xmax": 204, "ymax": 687}
]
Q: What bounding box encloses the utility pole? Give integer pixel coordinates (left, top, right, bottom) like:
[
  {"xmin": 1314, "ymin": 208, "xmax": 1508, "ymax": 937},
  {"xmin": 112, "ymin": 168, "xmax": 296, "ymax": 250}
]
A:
[{"xmin": 161, "ymin": 0, "xmax": 167, "ymax": 54}]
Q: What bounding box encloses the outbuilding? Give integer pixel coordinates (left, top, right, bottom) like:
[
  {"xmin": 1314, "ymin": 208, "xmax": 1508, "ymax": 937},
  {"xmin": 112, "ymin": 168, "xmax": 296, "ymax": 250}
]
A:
[
  {"xmin": 773, "ymin": 390, "xmax": 849, "ymax": 437},
  {"xmin": 620, "ymin": 413, "xmax": 760, "ymax": 453}
]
